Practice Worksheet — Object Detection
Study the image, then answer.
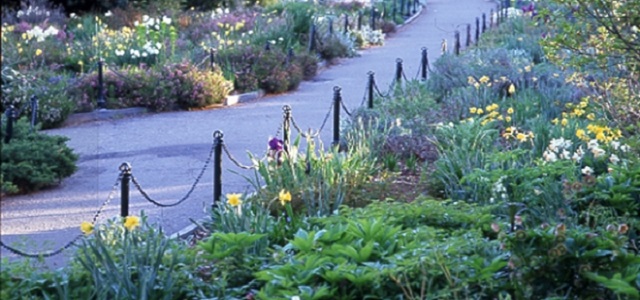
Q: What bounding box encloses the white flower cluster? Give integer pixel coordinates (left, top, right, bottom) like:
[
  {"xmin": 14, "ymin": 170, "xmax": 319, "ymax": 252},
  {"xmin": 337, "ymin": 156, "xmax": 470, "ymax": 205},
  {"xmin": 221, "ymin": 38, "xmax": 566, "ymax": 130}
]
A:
[
  {"xmin": 210, "ymin": 8, "xmax": 231, "ymax": 19},
  {"xmin": 134, "ymin": 15, "xmax": 172, "ymax": 30},
  {"xmin": 543, "ymin": 137, "xmax": 577, "ymax": 162},
  {"xmin": 544, "ymin": 137, "xmax": 629, "ymax": 167},
  {"xmin": 17, "ymin": 6, "xmax": 50, "ymax": 18},
  {"xmin": 125, "ymin": 41, "xmax": 162, "ymax": 58},
  {"xmin": 490, "ymin": 176, "xmax": 508, "ymax": 203},
  {"xmin": 25, "ymin": 25, "xmax": 59, "ymax": 43}
]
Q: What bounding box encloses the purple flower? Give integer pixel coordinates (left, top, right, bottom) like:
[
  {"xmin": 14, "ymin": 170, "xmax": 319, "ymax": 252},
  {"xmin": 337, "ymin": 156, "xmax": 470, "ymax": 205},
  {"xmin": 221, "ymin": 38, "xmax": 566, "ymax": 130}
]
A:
[
  {"xmin": 269, "ymin": 137, "xmax": 283, "ymax": 151},
  {"xmin": 522, "ymin": 3, "xmax": 535, "ymax": 13}
]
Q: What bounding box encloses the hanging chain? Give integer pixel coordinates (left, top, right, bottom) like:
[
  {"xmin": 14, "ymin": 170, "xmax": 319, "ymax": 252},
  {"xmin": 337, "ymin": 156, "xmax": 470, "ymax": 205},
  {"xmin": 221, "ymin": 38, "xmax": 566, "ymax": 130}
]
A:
[
  {"xmin": 340, "ymin": 100, "xmax": 353, "ymax": 117},
  {"xmin": 290, "ymin": 100, "xmax": 334, "ymax": 138},
  {"xmin": 91, "ymin": 173, "xmax": 122, "ymax": 224},
  {"xmin": 221, "ymin": 143, "xmax": 262, "ymax": 170},
  {"xmin": 0, "ymin": 171, "xmax": 123, "ymax": 258},
  {"xmin": 132, "ymin": 141, "xmax": 216, "ymax": 207}
]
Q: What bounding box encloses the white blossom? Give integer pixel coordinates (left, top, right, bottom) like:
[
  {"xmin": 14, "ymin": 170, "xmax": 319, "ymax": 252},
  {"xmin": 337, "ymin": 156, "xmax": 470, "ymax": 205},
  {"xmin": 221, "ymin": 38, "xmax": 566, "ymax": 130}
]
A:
[{"xmin": 581, "ymin": 166, "xmax": 594, "ymax": 176}]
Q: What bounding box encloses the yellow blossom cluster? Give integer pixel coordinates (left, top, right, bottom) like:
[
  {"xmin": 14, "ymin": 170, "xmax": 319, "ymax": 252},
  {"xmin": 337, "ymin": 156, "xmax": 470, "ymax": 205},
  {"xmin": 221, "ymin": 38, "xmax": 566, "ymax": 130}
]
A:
[
  {"xmin": 468, "ymin": 103, "xmax": 514, "ymax": 125},
  {"xmin": 502, "ymin": 126, "xmax": 534, "ymax": 142}
]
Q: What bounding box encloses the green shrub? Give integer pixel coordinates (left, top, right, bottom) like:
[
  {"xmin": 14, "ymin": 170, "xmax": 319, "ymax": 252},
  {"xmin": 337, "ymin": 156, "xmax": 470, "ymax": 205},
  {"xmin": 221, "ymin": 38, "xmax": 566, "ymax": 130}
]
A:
[
  {"xmin": 71, "ymin": 62, "xmax": 232, "ymax": 112},
  {"xmin": 1, "ymin": 118, "xmax": 77, "ymax": 194},
  {"xmin": 498, "ymin": 221, "xmax": 640, "ymax": 299}
]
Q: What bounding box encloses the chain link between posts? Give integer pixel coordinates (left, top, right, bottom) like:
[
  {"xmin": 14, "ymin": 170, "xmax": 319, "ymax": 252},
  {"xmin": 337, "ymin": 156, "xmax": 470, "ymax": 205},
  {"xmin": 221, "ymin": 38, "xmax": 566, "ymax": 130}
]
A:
[
  {"xmin": 290, "ymin": 101, "xmax": 334, "ymax": 138},
  {"xmin": 132, "ymin": 140, "xmax": 216, "ymax": 207},
  {"xmin": 0, "ymin": 172, "xmax": 123, "ymax": 258}
]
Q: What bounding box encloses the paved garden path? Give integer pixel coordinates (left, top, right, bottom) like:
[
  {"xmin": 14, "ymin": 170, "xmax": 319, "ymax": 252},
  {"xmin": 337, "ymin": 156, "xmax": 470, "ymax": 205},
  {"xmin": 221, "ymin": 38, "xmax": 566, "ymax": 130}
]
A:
[{"xmin": 1, "ymin": 0, "xmax": 498, "ymax": 268}]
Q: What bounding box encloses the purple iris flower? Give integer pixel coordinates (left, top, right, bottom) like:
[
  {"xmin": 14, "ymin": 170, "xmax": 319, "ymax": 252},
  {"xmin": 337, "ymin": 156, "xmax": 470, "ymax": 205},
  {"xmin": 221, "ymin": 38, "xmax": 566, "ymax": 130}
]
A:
[{"xmin": 269, "ymin": 137, "xmax": 284, "ymax": 152}]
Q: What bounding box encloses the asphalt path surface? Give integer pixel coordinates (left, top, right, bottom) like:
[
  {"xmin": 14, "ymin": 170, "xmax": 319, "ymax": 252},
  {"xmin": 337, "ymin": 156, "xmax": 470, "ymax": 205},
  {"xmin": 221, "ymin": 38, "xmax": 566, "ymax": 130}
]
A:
[{"xmin": 1, "ymin": 0, "xmax": 498, "ymax": 268}]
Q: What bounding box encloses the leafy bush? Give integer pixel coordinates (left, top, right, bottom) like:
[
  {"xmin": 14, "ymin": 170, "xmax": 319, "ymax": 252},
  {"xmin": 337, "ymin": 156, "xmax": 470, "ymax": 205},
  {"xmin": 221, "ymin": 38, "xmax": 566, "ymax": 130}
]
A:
[
  {"xmin": 2, "ymin": 67, "xmax": 77, "ymax": 129},
  {"xmin": 71, "ymin": 62, "xmax": 232, "ymax": 112},
  {"xmin": 1, "ymin": 118, "xmax": 77, "ymax": 194}
]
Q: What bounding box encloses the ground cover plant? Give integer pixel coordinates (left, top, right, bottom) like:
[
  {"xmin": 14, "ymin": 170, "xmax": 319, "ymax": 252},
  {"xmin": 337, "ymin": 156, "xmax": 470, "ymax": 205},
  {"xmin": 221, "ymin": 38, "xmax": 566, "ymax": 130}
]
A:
[{"xmin": 1, "ymin": 0, "xmax": 639, "ymax": 299}]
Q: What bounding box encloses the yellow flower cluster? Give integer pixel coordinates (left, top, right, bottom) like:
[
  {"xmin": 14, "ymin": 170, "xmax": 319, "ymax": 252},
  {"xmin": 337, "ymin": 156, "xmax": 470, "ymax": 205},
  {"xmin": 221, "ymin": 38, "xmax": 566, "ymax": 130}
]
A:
[
  {"xmin": 468, "ymin": 103, "xmax": 514, "ymax": 125},
  {"xmin": 576, "ymin": 124, "xmax": 622, "ymax": 143},
  {"xmin": 502, "ymin": 126, "xmax": 535, "ymax": 142}
]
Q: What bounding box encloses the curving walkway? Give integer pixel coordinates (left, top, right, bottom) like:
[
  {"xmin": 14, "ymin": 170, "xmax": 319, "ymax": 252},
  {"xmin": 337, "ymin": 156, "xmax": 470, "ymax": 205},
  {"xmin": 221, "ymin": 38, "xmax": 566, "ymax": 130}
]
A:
[{"xmin": 0, "ymin": 0, "xmax": 499, "ymax": 268}]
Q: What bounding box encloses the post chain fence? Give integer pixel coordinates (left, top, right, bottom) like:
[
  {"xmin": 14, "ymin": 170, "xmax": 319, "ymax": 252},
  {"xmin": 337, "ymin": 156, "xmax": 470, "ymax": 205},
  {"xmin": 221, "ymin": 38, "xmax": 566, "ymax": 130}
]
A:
[
  {"xmin": 290, "ymin": 100, "xmax": 333, "ymax": 139},
  {"xmin": 130, "ymin": 139, "xmax": 216, "ymax": 207},
  {"xmin": 0, "ymin": 172, "xmax": 123, "ymax": 258}
]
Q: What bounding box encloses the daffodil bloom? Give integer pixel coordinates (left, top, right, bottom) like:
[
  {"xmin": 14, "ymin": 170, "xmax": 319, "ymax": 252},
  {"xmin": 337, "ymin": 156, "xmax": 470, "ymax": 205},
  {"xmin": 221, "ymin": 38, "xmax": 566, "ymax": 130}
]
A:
[
  {"xmin": 516, "ymin": 133, "xmax": 527, "ymax": 142},
  {"xmin": 561, "ymin": 119, "xmax": 568, "ymax": 127},
  {"xmin": 227, "ymin": 193, "xmax": 242, "ymax": 207},
  {"xmin": 476, "ymin": 108, "xmax": 484, "ymax": 115},
  {"xmin": 581, "ymin": 166, "xmax": 593, "ymax": 176},
  {"xmin": 279, "ymin": 189, "xmax": 292, "ymax": 206},
  {"xmin": 508, "ymin": 84, "xmax": 516, "ymax": 95},
  {"xmin": 35, "ymin": 49, "xmax": 42, "ymax": 56},
  {"xmin": 479, "ymin": 75, "xmax": 490, "ymax": 84},
  {"xmin": 507, "ymin": 107, "xmax": 514, "ymax": 114},
  {"xmin": 124, "ymin": 216, "xmax": 140, "ymax": 230},
  {"xmin": 505, "ymin": 116, "xmax": 512, "ymax": 122},
  {"xmin": 469, "ymin": 107, "xmax": 477, "ymax": 114},
  {"xmin": 80, "ymin": 221, "xmax": 94, "ymax": 235}
]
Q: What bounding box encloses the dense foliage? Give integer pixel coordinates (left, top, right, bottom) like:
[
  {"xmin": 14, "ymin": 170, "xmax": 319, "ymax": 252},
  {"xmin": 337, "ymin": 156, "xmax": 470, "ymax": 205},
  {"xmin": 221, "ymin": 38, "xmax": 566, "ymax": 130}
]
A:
[{"xmin": 1, "ymin": 118, "xmax": 78, "ymax": 194}]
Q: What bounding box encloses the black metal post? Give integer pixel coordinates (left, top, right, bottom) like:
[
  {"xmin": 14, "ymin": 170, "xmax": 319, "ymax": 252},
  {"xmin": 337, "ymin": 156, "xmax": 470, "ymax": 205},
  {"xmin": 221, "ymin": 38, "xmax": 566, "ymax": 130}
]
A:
[
  {"xmin": 30, "ymin": 95, "xmax": 38, "ymax": 132},
  {"xmin": 308, "ymin": 24, "xmax": 317, "ymax": 52},
  {"xmin": 475, "ymin": 17, "xmax": 480, "ymax": 44},
  {"xmin": 332, "ymin": 87, "xmax": 341, "ymax": 147},
  {"xmin": 466, "ymin": 24, "xmax": 471, "ymax": 47},
  {"xmin": 370, "ymin": 8, "xmax": 375, "ymax": 30},
  {"xmin": 357, "ymin": 11, "xmax": 363, "ymax": 30},
  {"xmin": 328, "ymin": 18, "xmax": 334, "ymax": 35},
  {"xmin": 265, "ymin": 41, "xmax": 271, "ymax": 51},
  {"xmin": 392, "ymin": 0, "xmax": 397, "ymax": 20},
  {"xmin": 283, "ymin": 105, "xmax": 291, "ymax": 154},
  {"xmin": 367, "ymin": 71, "xmax": 375, "ymax": 108},
  {"xmin": 395, "ymin": 58, "xmax": 403, "ymax": 83},
  {"xmin": 286, "ymin": 47, "xmax": 294, "ymax": 65},
  {"xmin": 120, "ymin": 162, "xmax": 131, "ymax": 217},
  {"xmin": 213, "ymin": 131, "xmax": 223, "ymax": 207},
  {"xmin": 4, "ymin": 105, "xmax": 14, "ymax": 143},
  {"xmin": 454, "ymin": 31, "xmax": 461, "ymax": 55},
  {"xmin": 97, "ymin": 60, "xmax": 106, "ymax": 109},
  {"xmin": 482, "ymin": 13, "xmax": 487, "ymax": 33},
  {"xmin": 413, "ymin": 0, "xmax": 417, "ymax": 14},
  {"xmin": 344, "ymin": 14, "xmax": 349, "ymax": 33},
  {"xmin": 405, "ymin": 0, "xmax": 411, "ymax": 17},
  {"xmin": 400, "ymin": 0, "xmax": 405, "ymax": 17},
  {"xmin": 421, "ymin": 47, "xmax": 428, "ymax": 81},
  {"xmin": 210, "ymin": 48, "xmax": 217, "ymax": 71}
]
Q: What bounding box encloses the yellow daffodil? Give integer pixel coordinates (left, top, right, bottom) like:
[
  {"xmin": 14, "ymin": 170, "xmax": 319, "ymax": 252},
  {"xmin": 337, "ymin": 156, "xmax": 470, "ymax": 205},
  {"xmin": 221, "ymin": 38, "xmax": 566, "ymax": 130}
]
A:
[
  {"xmin": 124, "ymin": 216, "xmax": 140, "ymax": 230},
  {"xmin": 469, "ymin": 107, "xmax": 477, "ymax": 114},
  {"xmin": 561, "ymin": 118, "xmax": 568, "ymax": 127},
  {"xmin": 586, "ymin": 113, "xmax": 595, "ymax": 121},
  {"xmin": 516, "ymin": 133, "xmax": 527, "ymax": 142},
  {"xmin": 226, "ymin": 193, "xmax": 242, "ymax": 207},
  {"xmin": 80, "ymin": 221, "xmax": 94, "ymax": 235},
  {"xmin": 576, "ymin": 129, "xmax": 589, "ymax": 141},
  {"xmin": 476, "ymin": 108, "xmax": 484, "ymax": 115},
  {"xmin": 507, "ymin": 107, "xmax": 514, "ymax": 114},
  {"xmin": 279, "ymin": 189, "xmax": 292, "ymax": 206},
  {"xmin": 508, "ymin": 84, "xmax": 516, "ymax": 95},
  {"xmin": 479, "ymin": 75, "xmax": 490, "ymax": 84},
  {"xmin": 505, "ymin": 116, "xmax": 512, "ymax": 122},
  {"xmin": 35, "ymin": 49, "xmax": 43, "ymax": 56}
]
